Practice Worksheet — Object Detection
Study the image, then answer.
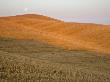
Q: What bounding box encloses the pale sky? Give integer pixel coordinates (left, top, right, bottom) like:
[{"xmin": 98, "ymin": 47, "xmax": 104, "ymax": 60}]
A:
[{"xmin": 0, "ymin": 0, "xmax": 110, "ymax": 24}]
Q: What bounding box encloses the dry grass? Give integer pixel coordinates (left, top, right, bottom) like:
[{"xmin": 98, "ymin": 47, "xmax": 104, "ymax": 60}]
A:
[
  {"xmin": 0, "ymin": 14, "xmax": 110, "ymax": 82},
  {"xmin": 0, "ymin": 14, "xmax": 110, "ymax": 54},
  {"xmin": 0, "ymin": 37, "xmax": 110, "ymax": 82}
]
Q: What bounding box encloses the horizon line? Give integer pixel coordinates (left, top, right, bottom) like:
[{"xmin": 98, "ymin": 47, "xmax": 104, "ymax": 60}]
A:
[{"xmin": 0, "ymin": 13, "xmax": 110, "ymax": 26}]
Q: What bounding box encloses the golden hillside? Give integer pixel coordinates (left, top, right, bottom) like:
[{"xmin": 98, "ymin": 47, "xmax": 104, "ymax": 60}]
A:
[{"xmin": 0, "ymin": 14, "xmax": 110, "ymax": 54}]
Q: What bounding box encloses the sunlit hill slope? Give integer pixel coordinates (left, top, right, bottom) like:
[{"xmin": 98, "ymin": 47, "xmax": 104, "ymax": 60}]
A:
[{"xmin": 0, "ymin": 14, "xmax": 110, "ymax": 54}]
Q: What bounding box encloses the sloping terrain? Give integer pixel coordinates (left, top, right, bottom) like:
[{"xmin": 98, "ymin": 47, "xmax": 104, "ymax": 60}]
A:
[
  {"xmin": 0, "ymin": 14, "xmax": 110, "ymax": 82},
  {"xmin": 0, "ymin": 14, "xmax": 110, "ymax": 54},
  {"xmin": 0, "ymin": 37, "xmax": 110, "ymax": 82}
]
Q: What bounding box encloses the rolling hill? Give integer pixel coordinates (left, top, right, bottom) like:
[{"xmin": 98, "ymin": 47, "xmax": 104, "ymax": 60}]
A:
[
  {"xmin": 0, "ymin": 14, "xmax": 110, "ymax": 82},
  {"xmin": 0, "ymin": 14, "xmax": 110, "ymax": 54}
]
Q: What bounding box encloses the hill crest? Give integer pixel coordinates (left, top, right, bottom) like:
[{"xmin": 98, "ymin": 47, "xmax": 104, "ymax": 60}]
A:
[{"xmin": 0, "ymin": 14, "xmax": 110, "ymax": 55}]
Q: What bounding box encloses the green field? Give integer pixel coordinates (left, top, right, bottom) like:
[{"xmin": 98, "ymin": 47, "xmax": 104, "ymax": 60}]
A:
[{"xmin": 0, "ymin": 37, "xmax": 110, "ymax": 82}]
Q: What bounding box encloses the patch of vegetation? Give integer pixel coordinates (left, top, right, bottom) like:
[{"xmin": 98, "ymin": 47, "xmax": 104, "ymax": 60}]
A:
[{"xmin": 0, "ymin": 37, "xmax": 110, "ymax": 82}]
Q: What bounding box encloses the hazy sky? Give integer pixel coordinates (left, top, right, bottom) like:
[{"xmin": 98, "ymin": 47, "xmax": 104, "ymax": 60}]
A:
[{"xmin": 0, "ymin": 0, "xmax": 110, "ymax": 24}]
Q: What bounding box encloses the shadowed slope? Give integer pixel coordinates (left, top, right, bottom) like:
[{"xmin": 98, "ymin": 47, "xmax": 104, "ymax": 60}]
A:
[
  {"xmin": 0, "ymin": 37, "xmax": 110, "ymax": 82},
  {"xmin": 0, "ymin": 14, "xmax": 110, "ymax": 54}
]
